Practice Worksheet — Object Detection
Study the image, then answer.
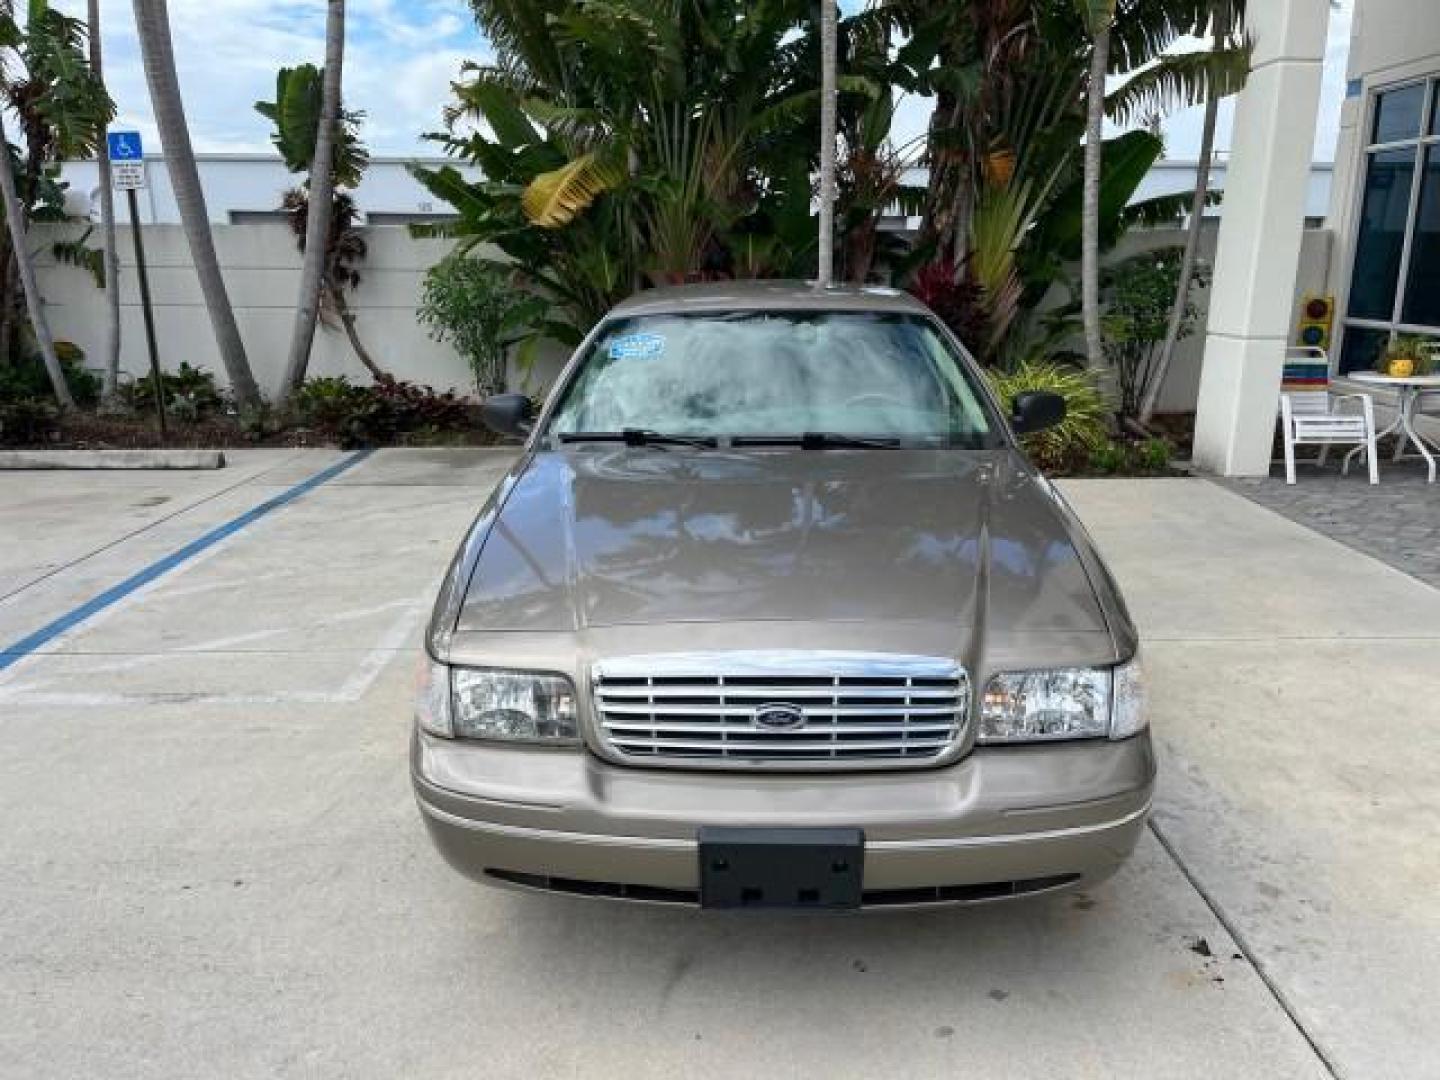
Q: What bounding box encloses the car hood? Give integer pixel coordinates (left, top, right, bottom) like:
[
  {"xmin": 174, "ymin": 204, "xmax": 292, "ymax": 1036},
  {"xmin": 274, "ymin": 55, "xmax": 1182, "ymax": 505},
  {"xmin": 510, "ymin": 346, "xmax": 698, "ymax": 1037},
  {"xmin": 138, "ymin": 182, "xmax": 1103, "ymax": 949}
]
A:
[{"xmin": 452, "ymin": 447, "xmax": 1112, "ymax": 639}]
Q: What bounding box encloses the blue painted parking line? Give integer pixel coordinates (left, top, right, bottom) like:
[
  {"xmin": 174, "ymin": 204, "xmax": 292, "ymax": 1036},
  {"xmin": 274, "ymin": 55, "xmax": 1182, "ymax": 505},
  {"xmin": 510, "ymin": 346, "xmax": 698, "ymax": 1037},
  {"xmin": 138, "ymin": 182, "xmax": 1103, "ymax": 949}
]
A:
[{"xmin": 0, "ymin": 450, "xmax": 373, "ymax": 673}]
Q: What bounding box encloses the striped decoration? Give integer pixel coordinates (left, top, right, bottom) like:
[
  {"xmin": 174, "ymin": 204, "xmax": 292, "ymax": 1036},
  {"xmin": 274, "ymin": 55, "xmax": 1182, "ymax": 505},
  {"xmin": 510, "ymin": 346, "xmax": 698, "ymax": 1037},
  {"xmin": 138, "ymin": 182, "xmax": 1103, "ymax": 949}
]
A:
[{"xmin": 1281, "ymin": 361, "xmax": 1329, "ymax": 393}]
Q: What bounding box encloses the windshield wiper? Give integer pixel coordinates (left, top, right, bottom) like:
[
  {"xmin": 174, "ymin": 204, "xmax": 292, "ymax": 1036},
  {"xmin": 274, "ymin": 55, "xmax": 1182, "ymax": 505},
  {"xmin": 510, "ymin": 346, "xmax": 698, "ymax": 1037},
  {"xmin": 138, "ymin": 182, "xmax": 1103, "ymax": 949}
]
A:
[
  {"xmin": 733, "ymin": 432, "xmax": 905, "ymax": 449},
  {"xmin": 555, "ymin": 429, "xmax": 719, "ymax": 450}
]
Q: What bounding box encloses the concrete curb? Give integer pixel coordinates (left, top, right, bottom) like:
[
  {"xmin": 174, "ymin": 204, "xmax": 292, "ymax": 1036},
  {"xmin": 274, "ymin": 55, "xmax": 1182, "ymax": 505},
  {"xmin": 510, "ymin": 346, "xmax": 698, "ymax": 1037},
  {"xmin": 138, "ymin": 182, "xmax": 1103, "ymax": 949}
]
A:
[{"xmin": 0, "ymin": 449, "xmax": 226, "ymax": 470}]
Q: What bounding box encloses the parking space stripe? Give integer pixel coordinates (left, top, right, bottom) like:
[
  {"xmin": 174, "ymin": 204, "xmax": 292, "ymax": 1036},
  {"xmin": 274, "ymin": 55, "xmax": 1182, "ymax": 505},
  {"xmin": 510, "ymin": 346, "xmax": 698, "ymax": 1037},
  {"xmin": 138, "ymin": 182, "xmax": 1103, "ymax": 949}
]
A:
[
  {"xmin": 0, "ymin": 450, "xmax": 310, "ymax": 605},
  {"xmin": 0, "ymin": 450, "xmax": 373, "ymax": 672}
]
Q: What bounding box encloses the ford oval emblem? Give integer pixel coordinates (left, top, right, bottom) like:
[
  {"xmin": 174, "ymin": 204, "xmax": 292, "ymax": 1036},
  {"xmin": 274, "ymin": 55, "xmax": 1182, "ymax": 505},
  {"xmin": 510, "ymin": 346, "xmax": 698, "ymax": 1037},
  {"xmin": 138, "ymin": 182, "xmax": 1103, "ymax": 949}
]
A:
[{"xmin": 754, "ymin": 703, "xmax": 806, "ymax": 731}]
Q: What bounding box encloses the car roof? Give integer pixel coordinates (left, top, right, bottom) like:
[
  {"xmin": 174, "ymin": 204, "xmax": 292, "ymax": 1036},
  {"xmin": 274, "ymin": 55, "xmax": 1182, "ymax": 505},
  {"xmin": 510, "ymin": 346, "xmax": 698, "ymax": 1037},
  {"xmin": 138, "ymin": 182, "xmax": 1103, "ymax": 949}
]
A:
[{"xmin": 607, "ymin": 280, "xmax": 933, "ymax": 318}]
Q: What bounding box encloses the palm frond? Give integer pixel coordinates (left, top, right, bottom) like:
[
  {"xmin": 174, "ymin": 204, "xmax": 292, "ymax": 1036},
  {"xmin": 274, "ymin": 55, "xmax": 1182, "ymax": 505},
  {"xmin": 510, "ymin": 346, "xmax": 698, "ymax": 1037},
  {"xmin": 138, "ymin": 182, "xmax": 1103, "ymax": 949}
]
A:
[
  {"xmin": 1106, "ymin": 42, "xmax": 1251, "ymax": 125},
  {"xmin": 51, "ymin": 226, "xmax": 103, "ymax": 287},
  {"xmin": 521, "ymin": 150, "xmax": 627, "ymax": 228},
  {"xmin": 1120, "ymin": 188, "xmax": 1222, "ymax": 229}
]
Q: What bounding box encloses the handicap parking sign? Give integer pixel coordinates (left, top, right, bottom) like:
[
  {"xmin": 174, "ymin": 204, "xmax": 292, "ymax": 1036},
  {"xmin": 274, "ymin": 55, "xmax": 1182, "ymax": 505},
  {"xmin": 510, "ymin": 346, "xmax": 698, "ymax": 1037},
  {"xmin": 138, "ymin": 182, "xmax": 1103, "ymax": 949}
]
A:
[
  {"xmin": 107, "ymin": 131, "xmax": 147, "ymax": 190},
  {"xmin": 107, "ymin": 131, "xmax": 143, "ymax": 161}
]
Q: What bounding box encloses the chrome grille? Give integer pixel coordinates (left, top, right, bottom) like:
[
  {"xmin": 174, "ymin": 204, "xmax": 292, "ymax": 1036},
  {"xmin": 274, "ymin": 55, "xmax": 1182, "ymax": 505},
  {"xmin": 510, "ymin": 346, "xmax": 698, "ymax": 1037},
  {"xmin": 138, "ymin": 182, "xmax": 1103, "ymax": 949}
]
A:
[{"xmin": 592, "ymin": 653, "xmax": 969, "ymax": 769}]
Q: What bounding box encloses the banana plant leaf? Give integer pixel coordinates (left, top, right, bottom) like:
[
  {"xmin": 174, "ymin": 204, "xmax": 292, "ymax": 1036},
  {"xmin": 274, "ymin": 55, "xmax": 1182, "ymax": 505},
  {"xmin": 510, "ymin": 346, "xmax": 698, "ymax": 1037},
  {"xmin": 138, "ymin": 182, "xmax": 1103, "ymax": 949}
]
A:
[
  {"xmin": 522, "ymin": 150, "xmax": 628, "ymax": 229},
  {"xmin": 1027, "ymin": 129, "xmax": 1165, "ymax": 261}
]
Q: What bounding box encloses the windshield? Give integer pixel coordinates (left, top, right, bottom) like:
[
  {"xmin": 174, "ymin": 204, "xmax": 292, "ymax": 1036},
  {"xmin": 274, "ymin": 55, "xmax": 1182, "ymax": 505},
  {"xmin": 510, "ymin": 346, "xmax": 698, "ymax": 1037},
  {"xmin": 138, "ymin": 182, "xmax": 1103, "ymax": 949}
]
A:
[{"xmin": 545, "ymin": 311, "xmax": 998, "ymax": 445}]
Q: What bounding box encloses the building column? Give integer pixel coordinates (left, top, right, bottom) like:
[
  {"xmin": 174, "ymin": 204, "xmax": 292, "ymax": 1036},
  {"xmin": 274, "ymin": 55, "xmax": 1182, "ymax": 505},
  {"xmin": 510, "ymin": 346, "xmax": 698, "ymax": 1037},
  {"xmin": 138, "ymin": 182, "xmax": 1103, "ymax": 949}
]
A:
[{"xmin": 1192, "ymin": 1, "xmax": 1331, "ymax": 477}]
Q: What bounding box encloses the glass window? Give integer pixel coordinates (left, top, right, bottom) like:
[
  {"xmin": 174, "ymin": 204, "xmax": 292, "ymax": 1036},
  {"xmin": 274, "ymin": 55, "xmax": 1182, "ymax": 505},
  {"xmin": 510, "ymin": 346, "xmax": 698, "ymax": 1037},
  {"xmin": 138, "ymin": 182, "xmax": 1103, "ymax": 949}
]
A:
[
  {"xmin": 1348, "ymin": 149, "xmax": 1417, "ymax": 320},
  {"xmin": 1432, "ymin": 83, "xmax": 1440, "ymax": 136},
  {"xmin": 547, "ymin": 312, "xmax": 997, "ymax": 443},
  {"xmin": 1339, "ymin": 327, "xmax": 1388, "ymax": 374},
  {"xmin": 1372, "ymin": 83, "xmax": 1426, "ymax": 144},
  {"xmin": 1402, "ymin": 147, "xmax": 1440, "ymax": 327}
]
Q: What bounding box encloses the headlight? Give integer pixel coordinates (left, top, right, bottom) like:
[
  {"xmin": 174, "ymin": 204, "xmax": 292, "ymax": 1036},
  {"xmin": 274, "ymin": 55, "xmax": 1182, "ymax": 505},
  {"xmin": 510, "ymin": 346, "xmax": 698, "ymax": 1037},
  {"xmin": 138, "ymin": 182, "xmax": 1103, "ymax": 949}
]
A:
[
  {"xmin": 450, "ymin": 667, "xmax": 578, "ymax": 743},
  {"xmin": 415, "ymin": 660, "xmax": 579, "ymax": 742},
  {"xmin": 980, "ymin": 654, "xmax": 1145, "ymax": 744}
]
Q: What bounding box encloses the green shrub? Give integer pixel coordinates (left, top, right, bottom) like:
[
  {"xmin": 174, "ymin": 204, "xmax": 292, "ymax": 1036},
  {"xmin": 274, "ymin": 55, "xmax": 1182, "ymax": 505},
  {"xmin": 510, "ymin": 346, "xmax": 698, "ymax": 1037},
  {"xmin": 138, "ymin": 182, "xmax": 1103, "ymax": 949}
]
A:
[
  {"xmin": 0, "ymin": 397, "xmax": 61, "ymax": 443},
  {"xmin": 988, "ymin": 359, "xmax": 1109, "ymax": 473},
  {"xmin": 1101, "ymin": 248, "xmax": 1209, "ymax": 420},
  {"xmin": 418, "ymin": 255, "xmax": 548, "ymax": 396},
  {"xmin": 1088, "ymin": 441, "xmax": 1125, "ymax": 475},
  {"xmin": 0, "ymin": 352, "xmax": 100, "ymax": 408},
  {"xmin": 292, "ymin": 375, "xmax": 471, "ymax": 448},
  {"xmin": 292, "ymin": 376, "xmax": 366, "ymax": 431},
  {"xmin": 1080, "ymin": 437, "xmax": 1175, "ymax": 476},
  {"xmin": 1137, "ymin": 437, "xmax": 1172, "ymax": 473},
  {"xmin": 121, "ymin": 362, "xmax": 226, "ymax": 419}
]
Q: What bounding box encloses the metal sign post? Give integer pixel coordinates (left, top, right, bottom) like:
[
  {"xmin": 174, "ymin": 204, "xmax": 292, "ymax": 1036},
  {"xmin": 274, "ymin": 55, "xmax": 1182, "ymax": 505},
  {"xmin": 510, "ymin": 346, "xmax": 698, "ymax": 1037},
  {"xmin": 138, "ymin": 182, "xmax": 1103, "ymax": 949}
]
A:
[{"xmin": 107, "ymin": 130, "xmax": 166, "ymax": 438}]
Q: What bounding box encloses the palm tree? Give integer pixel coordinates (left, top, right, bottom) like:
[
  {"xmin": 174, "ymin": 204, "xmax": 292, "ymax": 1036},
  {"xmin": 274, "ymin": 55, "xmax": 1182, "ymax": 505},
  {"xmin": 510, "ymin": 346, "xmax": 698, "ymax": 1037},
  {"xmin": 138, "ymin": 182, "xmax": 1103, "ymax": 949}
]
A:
[
  {"xmin": 131, "ymin": 0, "xmax": 259, "ymax": 409},
  {"xmin": 87, "ymin": 0, "xmax": 121, "ymax": 406},
  {"xmin": 817, "ymin": 0, "xmax": 837, "ymax": 287},
  {"xmin": 256, "ymin": 63, "xmax": 374, "ymax": 384},
  {"xmin": 1140, "ymin": 0, "xmax": 1246, "ymax": 425},
  {"xmin": 1077, "ymin": 0, "xmax": 1116, "ymax": 372},
  {"xmin": 0, "ymin": 108, "xmax": 70, "ymax": 406},
  {"xmin": 280, "ymin": 188, "xmax": 382, "ymax": 379},
  {"xmin": 278, "ymin": 0, "xmax": 344, "ymax": 402},
  {"xmin": 0, "ymin": 0, "xmax": 113, "ymax": 409}
]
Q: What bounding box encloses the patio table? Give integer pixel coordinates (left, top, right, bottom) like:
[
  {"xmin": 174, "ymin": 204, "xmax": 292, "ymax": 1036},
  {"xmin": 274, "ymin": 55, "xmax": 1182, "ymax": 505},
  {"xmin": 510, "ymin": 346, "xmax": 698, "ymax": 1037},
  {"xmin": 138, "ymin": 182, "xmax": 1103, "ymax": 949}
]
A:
[{"xmin": 1347, "ymin": 371, "xmax": 1440, "ymax": 483}]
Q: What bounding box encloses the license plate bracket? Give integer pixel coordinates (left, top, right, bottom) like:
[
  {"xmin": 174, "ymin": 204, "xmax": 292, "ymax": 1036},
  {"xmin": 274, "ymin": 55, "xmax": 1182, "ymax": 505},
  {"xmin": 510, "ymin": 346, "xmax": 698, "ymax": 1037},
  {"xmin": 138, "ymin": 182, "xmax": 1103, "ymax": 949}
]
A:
[{"xmin": 698, "ymin": 826, "xmax": 864, "ymax": 910}]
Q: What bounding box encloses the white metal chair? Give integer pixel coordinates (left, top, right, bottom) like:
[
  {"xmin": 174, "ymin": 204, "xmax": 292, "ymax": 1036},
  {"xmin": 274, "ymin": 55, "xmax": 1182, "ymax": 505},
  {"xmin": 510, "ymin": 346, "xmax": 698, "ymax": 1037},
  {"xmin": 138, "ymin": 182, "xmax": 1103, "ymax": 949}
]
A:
[{"xmin": 1278, "ymin": 347, "xmax": 1379, "ymax": 485}]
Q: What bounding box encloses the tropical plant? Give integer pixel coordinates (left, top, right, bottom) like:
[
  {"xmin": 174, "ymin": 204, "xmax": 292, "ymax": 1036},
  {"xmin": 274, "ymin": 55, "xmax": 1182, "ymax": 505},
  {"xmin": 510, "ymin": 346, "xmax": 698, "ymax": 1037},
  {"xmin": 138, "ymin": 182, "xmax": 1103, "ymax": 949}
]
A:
[
  {"xmin": 833, "ymin": 35, "xmax": 927, "ymax": 285},
  {"xmin": 1141, "ymin": 0, "xmax": 1249, "ymax": 425},
  {"xmin": 0, "ymin": 394, "xmax": 59, "ymax": 442},
  {"xmin": 120, "ymin": 360, "xmax": 224, "ymax": 418},
  {"xmin": 280, "ymin": 190, "xmax": 380, "ymax": 378},
  {"xmin": 412, "ymin": 0, "xmax": 853, "ymax": 341},
  {"xmin": 871, "ymin": 0, "xmax": 1246, "ymax": 366},
  {"xmin": 1101, "ymin": 246, "xmax": 1209, "ymax": 420},
  {"xmin": 987, "ymin": 357, "xmax": 1109, "ymax": 472},
  {"xmin": 51, "ymin": 225, "xmax": 105, "ymax": 285},
  {"xmin": 132, "ymin": 0, "xmax": 260, "ymax": 409},
  {"xmin": 0, "ymin": 345, "xmax": 98, "ymax": 406},
  {"xmin": 258, "ymin": 3, "xmax": 352, "ymax": 401},
  {"xmin": 323, "ymin": 376, "xmax": 470, "ymax": 448},
  {"xmin": 0, "ymin": 0, "xmax": 113, "ymax": 409},
  {"xmin": 291, "ymin": 374, "xmax": 364, "ymax": 430},
  {"xmin": 257, "ymin": 61, "xmax": 376, "ymax": 391},
  {"xmin": 907, "ymin": 262, "xmax": 989, "ymax": 354},
  {"xmin": 418, "ymin": 255, "xmax": 547, "ymax": 396}
]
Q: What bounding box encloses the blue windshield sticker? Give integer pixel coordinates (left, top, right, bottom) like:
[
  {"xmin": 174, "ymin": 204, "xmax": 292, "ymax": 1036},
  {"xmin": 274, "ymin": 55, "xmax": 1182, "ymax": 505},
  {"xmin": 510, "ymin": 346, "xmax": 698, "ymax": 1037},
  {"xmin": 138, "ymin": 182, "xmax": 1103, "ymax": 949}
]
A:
[{"xmin": 609, "ymin": 332, "xmax": 666, "ymax": 360}]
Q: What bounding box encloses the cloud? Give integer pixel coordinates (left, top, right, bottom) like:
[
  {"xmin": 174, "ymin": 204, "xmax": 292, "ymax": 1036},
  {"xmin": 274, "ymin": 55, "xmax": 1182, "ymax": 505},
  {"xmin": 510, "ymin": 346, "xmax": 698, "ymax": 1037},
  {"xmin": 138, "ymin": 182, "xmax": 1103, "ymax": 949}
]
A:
[
  {"xmin": 55, "ymin": 1, "xmax": 1352, "ymax": 164},
  {"xmin": 57, "ymin": 0, "xmax": 478, "ymax": 157}
]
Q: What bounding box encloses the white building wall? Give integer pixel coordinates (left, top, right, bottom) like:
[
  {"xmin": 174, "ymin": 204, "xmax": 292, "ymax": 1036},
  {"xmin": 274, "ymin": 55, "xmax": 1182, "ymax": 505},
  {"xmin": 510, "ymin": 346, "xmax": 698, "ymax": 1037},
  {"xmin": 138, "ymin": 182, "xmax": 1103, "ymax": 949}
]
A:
[
  {"xmin": 33, "ymin": 221, "xmax": 568, "ymax": 399},
  {"xmin": 56, "ymin": 156, "xmax": 478, "ymax": 226},
  {"xmin": 1075, "ymin": 224, "xmax": 1333, "ymax": 414},
  {"xmin": 33, "ymin": 217, "xmax": 1329, "ymax": 413}
]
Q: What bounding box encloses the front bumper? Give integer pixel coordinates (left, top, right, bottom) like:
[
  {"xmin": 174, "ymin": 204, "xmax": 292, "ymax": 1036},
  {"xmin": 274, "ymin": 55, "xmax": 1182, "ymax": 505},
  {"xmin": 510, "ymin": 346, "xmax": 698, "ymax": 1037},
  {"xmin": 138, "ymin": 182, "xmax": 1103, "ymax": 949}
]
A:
[{"xmin": 412, "ymin": 731, "xmax": 1154, "ymax": 906}]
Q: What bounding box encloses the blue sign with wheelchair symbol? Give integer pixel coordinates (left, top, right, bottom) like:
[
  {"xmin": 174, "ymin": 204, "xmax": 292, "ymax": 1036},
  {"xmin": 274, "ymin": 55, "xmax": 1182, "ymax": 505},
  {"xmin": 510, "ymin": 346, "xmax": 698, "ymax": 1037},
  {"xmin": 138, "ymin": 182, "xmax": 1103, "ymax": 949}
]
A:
[{"xmin": 107, "ymin": 131, "xmax": 144, "ymax": 161}]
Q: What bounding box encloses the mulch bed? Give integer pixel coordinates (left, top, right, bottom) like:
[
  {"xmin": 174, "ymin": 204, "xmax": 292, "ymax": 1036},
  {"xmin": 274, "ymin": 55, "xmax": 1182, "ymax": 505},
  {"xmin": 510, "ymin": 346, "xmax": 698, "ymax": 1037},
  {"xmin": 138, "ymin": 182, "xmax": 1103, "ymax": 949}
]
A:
[{"xmin": 3, "ymin": 413, "xmax": 499, "ymax": 451}]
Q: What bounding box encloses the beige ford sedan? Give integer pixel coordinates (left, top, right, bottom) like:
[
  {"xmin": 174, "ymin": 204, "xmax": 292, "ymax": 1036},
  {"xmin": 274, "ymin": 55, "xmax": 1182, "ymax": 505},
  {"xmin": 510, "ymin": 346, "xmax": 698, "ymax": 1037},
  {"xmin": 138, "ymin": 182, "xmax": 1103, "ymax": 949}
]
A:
[{"xmin": 413, "ymin": 282, "xmax": 1152, "ymax": 909}]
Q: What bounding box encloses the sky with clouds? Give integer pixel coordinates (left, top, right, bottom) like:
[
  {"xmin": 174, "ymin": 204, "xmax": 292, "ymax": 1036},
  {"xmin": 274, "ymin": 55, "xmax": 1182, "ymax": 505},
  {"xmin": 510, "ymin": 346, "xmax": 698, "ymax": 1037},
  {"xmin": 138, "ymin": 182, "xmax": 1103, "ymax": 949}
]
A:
[{"xmin": 59, "ymin": 0, "xmax": 1352, "ymax": 163}]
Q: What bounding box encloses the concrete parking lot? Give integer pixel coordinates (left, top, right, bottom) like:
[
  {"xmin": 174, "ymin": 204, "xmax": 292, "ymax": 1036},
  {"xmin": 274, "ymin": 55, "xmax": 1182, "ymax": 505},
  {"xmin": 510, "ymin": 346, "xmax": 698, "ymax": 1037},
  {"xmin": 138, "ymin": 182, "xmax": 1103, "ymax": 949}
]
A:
[{"xmin": 1, "ymin": 449, "xmax": 1436, "ymax": 1079}]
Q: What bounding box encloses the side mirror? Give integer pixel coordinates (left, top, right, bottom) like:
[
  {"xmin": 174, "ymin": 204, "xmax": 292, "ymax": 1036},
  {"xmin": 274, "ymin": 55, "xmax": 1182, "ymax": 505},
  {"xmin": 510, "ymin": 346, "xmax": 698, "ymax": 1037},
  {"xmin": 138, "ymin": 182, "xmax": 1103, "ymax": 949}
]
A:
[
  {"xmin": 480, "ymin": 393, "xmax": 535, "ymax": 439},
  {"xmin": 1010, "ymin": 391, "xmax": 1066, "ymax": 435}
]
